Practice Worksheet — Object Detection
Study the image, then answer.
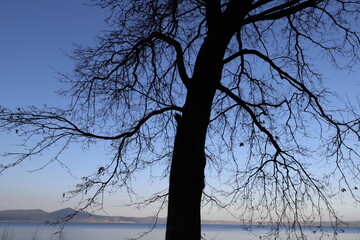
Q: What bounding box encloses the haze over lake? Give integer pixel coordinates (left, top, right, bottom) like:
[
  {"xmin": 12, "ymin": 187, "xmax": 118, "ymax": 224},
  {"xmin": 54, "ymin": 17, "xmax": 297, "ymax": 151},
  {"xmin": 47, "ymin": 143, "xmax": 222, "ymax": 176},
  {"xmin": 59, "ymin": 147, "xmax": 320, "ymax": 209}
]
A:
[{"xmin": 1, "ymin": 222, "xmax": 360, "ymax": 240}]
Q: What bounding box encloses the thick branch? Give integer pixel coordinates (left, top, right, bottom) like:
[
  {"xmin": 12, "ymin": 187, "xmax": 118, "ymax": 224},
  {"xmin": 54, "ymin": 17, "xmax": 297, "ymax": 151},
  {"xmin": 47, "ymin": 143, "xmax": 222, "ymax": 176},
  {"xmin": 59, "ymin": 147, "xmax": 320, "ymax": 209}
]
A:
[
  {"xmin": 245, "ymin": 0, "xmax": 323, "ymax": 24},
  {"xmin": 216, "ymin": 84, "xmax": 282, "ymax": 154},
  {"xmin": 151, "ymin": 32, "xmax": 191, "ymax": 88},
  {"xmin": 0, "ymin": 106, "xmax": 182, "ymax": 141}
]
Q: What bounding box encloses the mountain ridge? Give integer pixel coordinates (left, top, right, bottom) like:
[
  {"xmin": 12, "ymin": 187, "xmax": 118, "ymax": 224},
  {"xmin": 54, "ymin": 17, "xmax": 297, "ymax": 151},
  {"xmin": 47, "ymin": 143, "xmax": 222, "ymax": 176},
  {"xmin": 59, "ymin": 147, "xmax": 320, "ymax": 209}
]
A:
[
  {"xmin": 0, "ymin": 208, "xmax": 165, "ymax": 224},
  {"xmin": 0, "ymin": 208, "xmax": 239, "ymax": 225},
  {"xmin": 1, "ymin": 208, "xmax": 359, "ymax": 226}
]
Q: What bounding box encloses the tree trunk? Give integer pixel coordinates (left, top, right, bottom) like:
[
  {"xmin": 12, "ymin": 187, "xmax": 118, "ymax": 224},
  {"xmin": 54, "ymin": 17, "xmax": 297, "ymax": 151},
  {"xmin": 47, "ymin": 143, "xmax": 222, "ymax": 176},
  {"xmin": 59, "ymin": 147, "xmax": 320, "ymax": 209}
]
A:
[
  {"xmin": 165, "ymin": 33, "xmax": 233, "ymax": 240},
  {"xmin": 165, "ymin": 96, "xmax": 211, "ymax": 240}
]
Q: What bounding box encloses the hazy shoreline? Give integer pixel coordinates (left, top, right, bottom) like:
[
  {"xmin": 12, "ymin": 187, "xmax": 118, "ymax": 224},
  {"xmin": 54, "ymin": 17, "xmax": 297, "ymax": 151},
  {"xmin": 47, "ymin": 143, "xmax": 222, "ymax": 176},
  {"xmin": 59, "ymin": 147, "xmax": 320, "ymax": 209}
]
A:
[{"xmin": 1, "ymin": 208, "xmax": 359, "ymax": 227}]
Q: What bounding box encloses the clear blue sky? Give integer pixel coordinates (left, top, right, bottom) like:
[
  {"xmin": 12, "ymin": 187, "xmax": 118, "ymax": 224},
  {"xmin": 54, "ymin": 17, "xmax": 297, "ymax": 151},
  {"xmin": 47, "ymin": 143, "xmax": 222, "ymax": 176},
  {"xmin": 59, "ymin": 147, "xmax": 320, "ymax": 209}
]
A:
[
  {"xmin": 0, "ymin": 0, "xmax": 157, "ymax": 218},
  {"xmin": 0, "ymin": 1, "xmax": 359, "ymax": 221}
]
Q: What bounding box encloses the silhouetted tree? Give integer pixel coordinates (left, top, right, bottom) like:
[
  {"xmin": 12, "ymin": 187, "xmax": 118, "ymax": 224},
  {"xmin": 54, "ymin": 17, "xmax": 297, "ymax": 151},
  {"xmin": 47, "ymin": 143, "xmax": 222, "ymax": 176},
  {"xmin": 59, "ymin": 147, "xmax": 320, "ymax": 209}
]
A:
[{"xmin": 1, "ymin": 1, "xmax": 360, "ymax": 239}]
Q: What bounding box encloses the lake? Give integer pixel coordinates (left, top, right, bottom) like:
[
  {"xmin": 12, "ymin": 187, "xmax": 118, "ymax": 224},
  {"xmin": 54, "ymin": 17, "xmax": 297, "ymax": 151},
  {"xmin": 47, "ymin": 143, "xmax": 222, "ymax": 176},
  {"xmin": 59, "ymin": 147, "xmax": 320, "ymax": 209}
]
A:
[{"xmin": 1, "ymin": 222, "xmax": 360, "ymax": 240}]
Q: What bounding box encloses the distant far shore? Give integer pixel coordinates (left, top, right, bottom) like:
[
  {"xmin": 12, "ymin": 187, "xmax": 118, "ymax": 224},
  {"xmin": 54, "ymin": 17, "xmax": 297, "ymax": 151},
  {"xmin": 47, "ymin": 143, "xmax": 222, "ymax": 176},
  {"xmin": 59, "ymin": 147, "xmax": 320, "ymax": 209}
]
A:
[{"xmin": 0, "ymin": 208, "xmax": 359, "ymax": 227}]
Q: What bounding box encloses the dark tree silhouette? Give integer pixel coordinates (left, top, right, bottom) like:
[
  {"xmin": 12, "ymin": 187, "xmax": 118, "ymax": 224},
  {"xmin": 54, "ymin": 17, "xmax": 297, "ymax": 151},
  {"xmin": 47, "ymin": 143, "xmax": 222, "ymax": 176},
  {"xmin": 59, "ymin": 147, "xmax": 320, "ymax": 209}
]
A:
[{"xmin": 1, "ymin": 0, "xmax": 360, "ymax": 239}]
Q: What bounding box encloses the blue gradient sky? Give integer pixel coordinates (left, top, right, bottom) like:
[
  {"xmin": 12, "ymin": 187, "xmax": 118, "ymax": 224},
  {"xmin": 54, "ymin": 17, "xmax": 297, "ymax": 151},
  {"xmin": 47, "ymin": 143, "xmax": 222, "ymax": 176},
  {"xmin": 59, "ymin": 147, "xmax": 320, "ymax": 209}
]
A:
[{"xmin": 0, "ymin": 1, "xmax": 359, "ymax": 221}]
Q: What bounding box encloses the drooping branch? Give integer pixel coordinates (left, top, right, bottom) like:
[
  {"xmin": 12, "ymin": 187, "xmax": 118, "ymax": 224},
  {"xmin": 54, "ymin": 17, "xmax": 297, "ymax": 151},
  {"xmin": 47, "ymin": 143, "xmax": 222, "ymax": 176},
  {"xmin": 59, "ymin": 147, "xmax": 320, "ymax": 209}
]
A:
[
  {"xmin": 0, "ymin": 106, "xmax": 182, "ymax": 140},
  {"xmin": 0, "ymin": 105, "xmax": 182, "ymax": 174},
  {"xmin": 217, "ymin": 84, "xmax": 283, "ymax": 154},
  {"xmin": 223, "ymin": 48, "xmax": 360, "ymax": 133},
  {"xmin": 213, "ymin": 83, "xmax": 347, "ymax": 228}
]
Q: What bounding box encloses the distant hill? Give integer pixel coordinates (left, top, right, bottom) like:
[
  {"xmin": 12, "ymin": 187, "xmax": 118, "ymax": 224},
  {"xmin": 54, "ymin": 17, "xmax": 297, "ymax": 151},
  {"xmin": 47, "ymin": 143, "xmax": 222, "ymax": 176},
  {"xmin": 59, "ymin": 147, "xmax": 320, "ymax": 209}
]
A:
[
  {"xmin": 0, "ymin": 208, "xmax": 165, "ymax": 224},
  {"xmin": 0, "ymin": 208, "xmax": 241, "ymax": 225},
  {"xmin": 0, "ymin": 209, "xmax": 48, "ymax": 222},
  {"xmin": 1, "ymin": 208, "xmax": 359, "ymax": 226}
]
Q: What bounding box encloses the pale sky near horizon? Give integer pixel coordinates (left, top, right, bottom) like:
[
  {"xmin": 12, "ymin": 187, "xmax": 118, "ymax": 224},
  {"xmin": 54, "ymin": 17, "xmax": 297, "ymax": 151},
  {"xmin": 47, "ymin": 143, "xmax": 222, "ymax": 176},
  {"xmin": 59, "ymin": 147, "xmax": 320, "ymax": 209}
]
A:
[{"xmin": 0, "ymin": 0, "xmax": 359, "ymax": 222}]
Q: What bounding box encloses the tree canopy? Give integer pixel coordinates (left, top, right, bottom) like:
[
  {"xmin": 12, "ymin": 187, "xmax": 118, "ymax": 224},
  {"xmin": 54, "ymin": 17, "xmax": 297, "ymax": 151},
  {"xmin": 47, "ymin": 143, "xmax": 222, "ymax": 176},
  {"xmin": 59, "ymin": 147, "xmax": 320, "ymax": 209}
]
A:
[{"xmin": 1, "ymin": 0, "xmax": 360, "ymax": 239}]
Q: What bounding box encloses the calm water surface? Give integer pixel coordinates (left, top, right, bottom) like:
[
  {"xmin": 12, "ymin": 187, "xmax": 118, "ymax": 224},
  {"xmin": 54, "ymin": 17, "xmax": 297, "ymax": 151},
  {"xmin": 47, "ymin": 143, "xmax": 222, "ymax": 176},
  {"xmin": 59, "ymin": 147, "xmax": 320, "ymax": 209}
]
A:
[{"xmin": 0, "ymin": 222, "xmax": 359, "ymax": 240}]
